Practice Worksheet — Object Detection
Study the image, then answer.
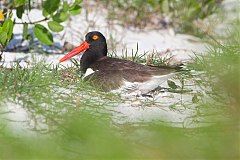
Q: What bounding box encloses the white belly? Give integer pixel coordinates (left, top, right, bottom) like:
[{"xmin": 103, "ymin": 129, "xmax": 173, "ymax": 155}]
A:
[{"xmin": 112, "ymin": 73, "xmax": 176, "ymax": 95}]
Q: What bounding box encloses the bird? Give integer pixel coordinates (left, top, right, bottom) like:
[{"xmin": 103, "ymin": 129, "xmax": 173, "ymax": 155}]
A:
[{"xmin": 59, "ymin": 31, "xmax": 177, "ymax": 95}]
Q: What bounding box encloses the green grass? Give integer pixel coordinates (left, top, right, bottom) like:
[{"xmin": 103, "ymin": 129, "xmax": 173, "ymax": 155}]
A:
[
  {"xmin": 0, "ymin": 53, "xmax": 238, "ymax": 159},
  {"xmin": 0, "ymin": 21, "xmax": 240, "ymax": 158},
  {"xmin": 1, "ymin": 111, "xmax": 239, "ymax": 159},
  {"xmin": 0, "ymin": 62, "xmax": 122, "ymax": 128},
  {"xmin": 108, "ymin": 44, "xmax": 177, "ymax": 67},
  {"xmin": 189, "ymin": 21, "xmax": 240, "ymax": 118}
]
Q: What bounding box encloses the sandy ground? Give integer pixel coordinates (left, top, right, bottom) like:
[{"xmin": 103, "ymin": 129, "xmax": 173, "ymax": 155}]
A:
[{"xmin": 0, "ymin": 0, "xmax": 239, "ymax": 135}]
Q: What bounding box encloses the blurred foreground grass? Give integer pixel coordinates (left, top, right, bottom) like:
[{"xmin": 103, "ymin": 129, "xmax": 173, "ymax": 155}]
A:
[{"xmin": 0, "ymin": 110, "xmax": 239, "ymax": 159}]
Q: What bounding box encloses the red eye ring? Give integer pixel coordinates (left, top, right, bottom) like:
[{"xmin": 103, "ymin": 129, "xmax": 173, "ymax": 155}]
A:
[{"xmin": 92, "ymin": 35, "xmax": 98, "ymax": 40}]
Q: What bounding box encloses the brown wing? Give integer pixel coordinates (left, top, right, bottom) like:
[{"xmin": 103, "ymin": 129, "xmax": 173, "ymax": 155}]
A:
[{"xmin": 84, "ymin": 69, "xmax": 152, "ymax": 91}]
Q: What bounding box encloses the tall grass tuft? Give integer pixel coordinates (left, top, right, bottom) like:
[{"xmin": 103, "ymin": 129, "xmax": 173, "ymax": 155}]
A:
[{"xmin": 190, "ymin": 20, "xmax": 240, "ymax": 118}]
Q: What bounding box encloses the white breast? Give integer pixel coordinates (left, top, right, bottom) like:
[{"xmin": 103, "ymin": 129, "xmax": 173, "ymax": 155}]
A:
[{"xmin": 82, "ymin": 68, "xmax": 98, "ymax": 79}]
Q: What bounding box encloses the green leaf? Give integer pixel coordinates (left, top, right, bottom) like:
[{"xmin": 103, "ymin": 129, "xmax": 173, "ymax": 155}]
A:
[
  {"xmin": 16, "ymin": 5, "xmax": 25, "ymax": 19},
  {"xmin": 48, "ymin": 21, "xmax": 64, "ymax": 32},
  {"xmin": 2, "ymin": 19, "xmax": 14, "ymax": 40},
  {"xmin": 34, "ymin": 24, "xmax": 53, "ymax": 45},
  {"xmin": 167, "ymin": 80, "xmax": 178, "ymax": 89},
  {"xmin": 14, "ymin": 0, "xmax": 26, "ymax": 7},
  {"xmin": 53, "ymin": 11, "xmax": 69, "ymax": 22},
  {"xmin": 43, "ymin": 0, "xmax": 60, "ymax": 14},
  {"xmin": 0, "ymin": 32, "xmax": 8, "ymax": 45},
  {"xmin": 23, "ymin": 23, "xmax": 28, "ymax": 40},
  {"xmin": 63, "ymin": 1, "xmax": 69, "ymax": 12},
  {"xmin": 69, "ymin": 5, "xmax": 81, "ymax": 15},
  {"xmin": 42, "ymin": 9, "xmax": 49, "ymax": 18}
]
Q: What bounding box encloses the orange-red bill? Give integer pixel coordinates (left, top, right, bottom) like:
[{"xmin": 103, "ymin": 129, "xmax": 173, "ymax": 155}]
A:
[{"xmin": 59, "ymin": 41, "xmax": 90, "ymax": 63}]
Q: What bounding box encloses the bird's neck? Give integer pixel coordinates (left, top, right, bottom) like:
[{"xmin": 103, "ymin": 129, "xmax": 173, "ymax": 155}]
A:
[{"xmin": 80, "ymin": 49, "xmax": 107, "ymax": 73}]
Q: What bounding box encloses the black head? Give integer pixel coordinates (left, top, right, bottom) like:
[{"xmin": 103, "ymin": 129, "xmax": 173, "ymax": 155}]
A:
[
  {"xmin": 59, "ymin": 31, "xmax": 108, "ymax": 73},
  {"xmin": 81, "ymin": 31, "xmax": 108, "ymax": 73},
  {"xmin": 85, "ymin": 31, "xmax": 107, "ymax": 56}
]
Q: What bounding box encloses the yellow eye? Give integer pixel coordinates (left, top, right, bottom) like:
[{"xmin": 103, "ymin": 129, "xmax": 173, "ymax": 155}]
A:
[{"xmin": 92, "ymin": 35, "xmax": 98, "ymax": 40}]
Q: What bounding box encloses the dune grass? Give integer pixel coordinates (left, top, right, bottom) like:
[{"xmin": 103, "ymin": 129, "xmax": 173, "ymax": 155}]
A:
[
  {"xmin": 0, "ymin": 62, "xmax": 122, "ymax": 130},
  {"xmin": 0, "ymin": 21, "xmax": 240, "ymax": 159},
  {"xmin": 0, "ymin": 52, "xmax": 238, "ymax": 159}
]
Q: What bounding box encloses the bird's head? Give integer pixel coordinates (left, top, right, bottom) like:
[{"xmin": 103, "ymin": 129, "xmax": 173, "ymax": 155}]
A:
[{"xmin": 59, "ymin": 31, "xmax": 107, "ymax": 63}]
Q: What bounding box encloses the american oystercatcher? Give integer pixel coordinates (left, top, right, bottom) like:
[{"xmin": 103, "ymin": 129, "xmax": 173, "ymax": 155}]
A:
[{"xmin": 59, "ymin": 31, "xmax": 177, "ymax": 95}]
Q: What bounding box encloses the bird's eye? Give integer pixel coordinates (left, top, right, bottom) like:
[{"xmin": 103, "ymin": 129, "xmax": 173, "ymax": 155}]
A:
[{"xmin": 92, "ymin": 35, "xmax": 98, "ymax": 40}]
